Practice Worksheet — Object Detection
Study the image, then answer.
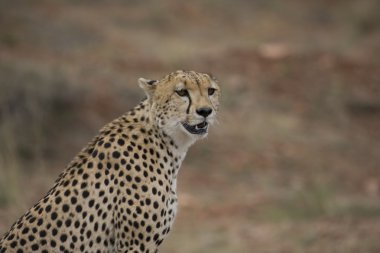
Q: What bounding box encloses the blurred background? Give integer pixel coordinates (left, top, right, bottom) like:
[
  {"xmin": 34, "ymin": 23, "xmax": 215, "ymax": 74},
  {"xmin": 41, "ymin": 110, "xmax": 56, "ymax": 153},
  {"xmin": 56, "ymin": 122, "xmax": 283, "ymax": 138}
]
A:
[{"xmin": 0, "ymin": 0, "xmax": 380, "ymax": 252}]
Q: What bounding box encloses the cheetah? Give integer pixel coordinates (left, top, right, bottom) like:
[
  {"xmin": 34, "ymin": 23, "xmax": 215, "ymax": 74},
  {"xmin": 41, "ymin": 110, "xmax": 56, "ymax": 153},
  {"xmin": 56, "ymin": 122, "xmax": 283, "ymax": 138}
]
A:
[{"xmin": 0, "ymin": 70, "xmax": 220, "ymax": 253}]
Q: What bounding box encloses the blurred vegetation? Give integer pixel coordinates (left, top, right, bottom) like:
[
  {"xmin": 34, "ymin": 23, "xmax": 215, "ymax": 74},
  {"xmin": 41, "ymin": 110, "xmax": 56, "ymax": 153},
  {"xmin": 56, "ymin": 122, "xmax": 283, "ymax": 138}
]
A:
[{"xmin": 1, "ymin": 0, "xmax": 380, "ymax": 252}]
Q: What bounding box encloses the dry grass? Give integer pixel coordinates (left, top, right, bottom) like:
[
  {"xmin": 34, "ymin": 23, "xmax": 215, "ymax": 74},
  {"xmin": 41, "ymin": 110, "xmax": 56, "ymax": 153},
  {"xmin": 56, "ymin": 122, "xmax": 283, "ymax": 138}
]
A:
[{"xmin": 1, "ymin": 1, "xmax": 380, "ymax": 252}]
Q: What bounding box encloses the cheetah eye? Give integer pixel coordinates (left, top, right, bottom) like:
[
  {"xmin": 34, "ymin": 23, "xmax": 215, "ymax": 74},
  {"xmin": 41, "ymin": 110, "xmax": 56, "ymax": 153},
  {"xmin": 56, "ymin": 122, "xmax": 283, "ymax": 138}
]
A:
[
  {"xmin": 208, "ymin": 88, "xmax": 216, "ymax": 96},
  {"xmin": 175, "ymin": 89, "xmax": 189, "ymax": 97}
]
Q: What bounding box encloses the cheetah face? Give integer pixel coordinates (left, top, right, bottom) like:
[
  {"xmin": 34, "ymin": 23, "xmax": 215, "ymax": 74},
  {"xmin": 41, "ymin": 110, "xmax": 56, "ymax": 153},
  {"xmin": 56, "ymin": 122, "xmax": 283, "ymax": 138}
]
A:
[
  {"xmin": 139, "ymin": 70, "xmax": 220, "ymax": 145},
  {"xmin": 173, "ymin": 81, "xmax": 218, "ymax": 137}
]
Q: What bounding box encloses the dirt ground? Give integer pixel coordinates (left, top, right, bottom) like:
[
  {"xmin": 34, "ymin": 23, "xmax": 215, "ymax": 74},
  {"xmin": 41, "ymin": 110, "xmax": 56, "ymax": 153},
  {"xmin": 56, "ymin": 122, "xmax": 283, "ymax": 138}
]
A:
[{"xmin": 1, "ymin": 1, "xmax": 380, "ymax": 252}]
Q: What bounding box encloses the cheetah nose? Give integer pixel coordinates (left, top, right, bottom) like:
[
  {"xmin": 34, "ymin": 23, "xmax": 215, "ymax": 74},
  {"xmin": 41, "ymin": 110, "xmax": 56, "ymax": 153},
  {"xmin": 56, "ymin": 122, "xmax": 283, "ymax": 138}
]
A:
[{"xmin": 196, "ymin": 107, "xmax": 213, "ymax": 118}]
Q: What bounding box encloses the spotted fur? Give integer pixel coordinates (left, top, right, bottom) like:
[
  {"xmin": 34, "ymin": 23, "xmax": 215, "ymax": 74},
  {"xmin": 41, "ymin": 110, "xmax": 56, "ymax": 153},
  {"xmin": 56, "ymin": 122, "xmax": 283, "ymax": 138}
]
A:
[{"xmin": 0, "ymin": 70, "xmax": 220, "ymax": 253}]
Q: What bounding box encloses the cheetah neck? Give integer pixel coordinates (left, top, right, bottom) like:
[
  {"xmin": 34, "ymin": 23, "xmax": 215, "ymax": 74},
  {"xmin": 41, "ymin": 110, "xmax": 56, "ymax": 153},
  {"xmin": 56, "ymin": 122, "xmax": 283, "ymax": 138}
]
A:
[
  {"xmin": 166, "ymin": 129, "xmax": 195, "ymax": 155},
  {"xmin": 151, "ymin": 124, "xmax": 189, "ymax": 165},
  {"xmin": 139, "ymin": 99, "xmax": 194, "ymax": 157}
]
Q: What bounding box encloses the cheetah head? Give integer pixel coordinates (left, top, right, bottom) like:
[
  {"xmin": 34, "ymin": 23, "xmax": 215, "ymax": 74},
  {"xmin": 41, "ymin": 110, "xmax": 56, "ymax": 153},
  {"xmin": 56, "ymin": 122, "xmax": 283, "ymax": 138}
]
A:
[{"xmin": 138, "ymin": 70, "xmax": 220, "ymax": 148}]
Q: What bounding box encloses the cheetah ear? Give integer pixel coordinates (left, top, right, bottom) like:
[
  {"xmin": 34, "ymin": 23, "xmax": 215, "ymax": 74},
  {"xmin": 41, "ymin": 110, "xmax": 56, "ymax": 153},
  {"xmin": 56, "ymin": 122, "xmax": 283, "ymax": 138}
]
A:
[{"xmin": 138, "ymin": 78, "xmax": 158, "ymax": 99}]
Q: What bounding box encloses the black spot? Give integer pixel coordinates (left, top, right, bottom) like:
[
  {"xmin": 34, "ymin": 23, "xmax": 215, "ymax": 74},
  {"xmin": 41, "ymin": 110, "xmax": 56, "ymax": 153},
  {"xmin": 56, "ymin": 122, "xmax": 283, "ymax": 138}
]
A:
[
  {"xmin": 91, "ymin": 150, "xmax": 98, "ymax": 158},
  {"xmin": 71, "ymin": 179, "xmax": 78, "ymax": 187},
  {"xmin": 28, "ymin": 234, "xmax": 35, "ymax": 242},
  {"xmin": 60, "ymin": 234, "xmax": 67, "ymax": 243},
  {"xmin": 112, "ymin": 151, "xmax": 121, "ymax": 158},
  {"xmin": 82, "ymin": 190, "xmax": 90, "ymax": 198},
  {"xmin": 62, "ymin": 204, "xmax": 69, "ymax": 213},
  {"xmin": 64, "ymin": 189, "xmax": 71, "ymax": 197},
  {"xmin": 71, "ymin": 197, "xmax": 77, "ymax": 205},
  {"xmin": 37, "ymin": 218, "xmax": 43, "ymax": 226},
  {"xmin": 51, "ymin": 212, "xmax": 58, "ymax": 220},
  {"xmin": 21, "ymin": 227, "xmax": 29, "ymax": 234},
  {"xmin": 31, "ymin": 244, "xmax": 39, "ymax": 251},
  {"xmin": 10, "ymin": 241, "xmax": 17, "ymax": 248},
  {"xmin": 65, "ymin": 219, "xmax": 72, "ymax": 227},
  {"xmin": 20, "ymin": 239, "xmax": 26, "ymax": 246},
  {"xmin": 55, "ymin": 197, "xmax": 62, "ymax": 205}
]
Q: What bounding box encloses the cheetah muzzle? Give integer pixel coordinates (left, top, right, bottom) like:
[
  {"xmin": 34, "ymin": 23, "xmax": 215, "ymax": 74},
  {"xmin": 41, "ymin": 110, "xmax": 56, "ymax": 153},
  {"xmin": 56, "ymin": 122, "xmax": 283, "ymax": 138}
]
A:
[
  {"xmin": 181, "ymin": 121, "xmax": 208, "ymax": 135},
  {"xmin": 0, "ymin": 70, "xmax": 220, "ymax": 253}
]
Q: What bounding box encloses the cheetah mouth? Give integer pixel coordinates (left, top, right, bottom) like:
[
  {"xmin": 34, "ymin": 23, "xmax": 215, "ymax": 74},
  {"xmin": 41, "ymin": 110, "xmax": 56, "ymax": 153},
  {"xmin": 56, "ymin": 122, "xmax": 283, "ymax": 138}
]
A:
[{"xmin": 181, "ymin": 121, "xmax": 208, "ymax": 135}]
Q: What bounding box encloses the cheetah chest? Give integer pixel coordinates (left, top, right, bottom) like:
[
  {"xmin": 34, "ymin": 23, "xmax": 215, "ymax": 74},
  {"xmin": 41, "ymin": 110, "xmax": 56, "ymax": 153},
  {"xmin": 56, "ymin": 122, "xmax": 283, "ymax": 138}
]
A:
[{"xmin": 115, "ymin": 151, "xmax": 183, "ymax": 248}]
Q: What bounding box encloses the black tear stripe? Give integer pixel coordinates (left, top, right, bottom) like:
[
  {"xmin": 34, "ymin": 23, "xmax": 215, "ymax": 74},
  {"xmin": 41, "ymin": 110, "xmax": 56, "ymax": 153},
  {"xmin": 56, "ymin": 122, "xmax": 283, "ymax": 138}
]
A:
[{"xmin": 186, "ymin": 94, "xmax": 192, "ymax": 114}]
